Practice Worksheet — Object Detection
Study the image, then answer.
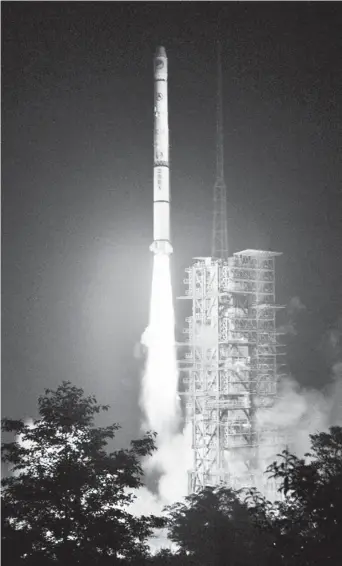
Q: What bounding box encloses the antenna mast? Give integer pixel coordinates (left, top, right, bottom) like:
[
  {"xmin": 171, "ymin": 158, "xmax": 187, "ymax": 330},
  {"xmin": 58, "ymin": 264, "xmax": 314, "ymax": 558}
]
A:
[{"xmin": 212, "ymin": 41, "xmax": 228, "ymax": 259}]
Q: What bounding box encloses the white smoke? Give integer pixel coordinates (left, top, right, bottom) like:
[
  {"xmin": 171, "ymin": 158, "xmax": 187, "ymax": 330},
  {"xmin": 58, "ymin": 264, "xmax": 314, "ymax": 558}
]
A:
[
  {"xmin": 249, "ymin": 314, "xmax": 342, "ymax": 491},
  {"xmin": 278, "ymin": 296, "xmax": 306, "ymax": 337},
  {"xmin": 257, "ymin": 376, "xmax": 333, "ymax": 457},
  {"xmin": 144, "ymin": 423, "xmax": 192, "ymax": 504}
]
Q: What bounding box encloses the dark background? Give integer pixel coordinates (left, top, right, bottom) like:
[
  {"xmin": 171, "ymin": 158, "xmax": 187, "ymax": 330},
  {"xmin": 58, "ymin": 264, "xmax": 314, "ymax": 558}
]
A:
[{"xmin": 2, "ymin": 2, "xmax": 342, "ymax": 441}]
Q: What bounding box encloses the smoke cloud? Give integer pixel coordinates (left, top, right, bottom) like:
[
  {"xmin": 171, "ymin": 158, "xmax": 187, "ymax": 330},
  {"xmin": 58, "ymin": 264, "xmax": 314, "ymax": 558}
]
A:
[
  {"xmin": 248, "ymin": 313, "xmax": 342, "ymax": 491},
  {"xmin": 137, "ymin": 272, "xmax": 342, "ymax": 509},
  {"xmin": 278, "ymin": 296, "xmax": 306, "ymax": 337}
]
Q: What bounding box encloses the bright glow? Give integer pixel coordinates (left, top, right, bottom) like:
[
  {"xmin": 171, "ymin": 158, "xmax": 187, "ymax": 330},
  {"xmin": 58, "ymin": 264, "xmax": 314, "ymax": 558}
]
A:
[
  {"xmin": 141, "ymin": 254, "xmax": 180, "ymax": 438},
  {"xmin": 138, "ymin": 253, "xmax": 192, "ymax": 508}
]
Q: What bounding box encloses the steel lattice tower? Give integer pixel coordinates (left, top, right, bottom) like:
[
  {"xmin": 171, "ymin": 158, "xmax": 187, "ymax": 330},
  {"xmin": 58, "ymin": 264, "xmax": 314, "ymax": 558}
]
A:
[
  {"xmin": 179, "ymin": 252, "xmax": 284, "ymax": 495},
  {"xmin": 178, "ymin": 46, "xmax": 285, "ymax": 497},
  {"xmin": 212, "ymin": 42, "xmax": 228, "ymax": 260}
]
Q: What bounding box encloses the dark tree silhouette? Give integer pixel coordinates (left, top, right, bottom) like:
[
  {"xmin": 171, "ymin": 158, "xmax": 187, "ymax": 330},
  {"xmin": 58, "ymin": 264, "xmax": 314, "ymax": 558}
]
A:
[
  {"xmin": 247, "ymin": 426, "xmax": 342, "ymax": 566},
  {"xmin": 1, "ymin": 381, "xmax": 162, "ymax": 566},
  {"xmin": 161, "ymin": 428, "xmax": 342, "ymax": 566},
  {"xmin": 164, "ymin": 485, "xmax": 277, "ymax": 566},
  {"xmin": 146, "ymin": 548, "xmax": 190, "ymax": 565}
]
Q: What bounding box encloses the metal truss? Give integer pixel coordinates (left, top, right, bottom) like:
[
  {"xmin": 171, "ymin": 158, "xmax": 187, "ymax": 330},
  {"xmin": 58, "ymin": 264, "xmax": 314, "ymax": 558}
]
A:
[{"xmin": 178, "ymin": 250, "xmax": 284, "ymax": 495}]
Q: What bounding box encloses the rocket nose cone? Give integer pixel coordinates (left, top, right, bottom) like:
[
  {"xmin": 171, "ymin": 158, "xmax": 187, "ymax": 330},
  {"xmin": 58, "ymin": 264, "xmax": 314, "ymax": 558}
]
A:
[{"xmin": 155, "ymin": 46, "xmax": 166, "ymax": 58}]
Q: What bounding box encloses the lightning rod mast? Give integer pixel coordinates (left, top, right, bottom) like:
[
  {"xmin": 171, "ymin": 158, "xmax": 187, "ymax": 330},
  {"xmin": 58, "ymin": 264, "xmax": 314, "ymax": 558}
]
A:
[{"xmin": 212, "ymin": 41, "xmax": 228, "ymax": 259}]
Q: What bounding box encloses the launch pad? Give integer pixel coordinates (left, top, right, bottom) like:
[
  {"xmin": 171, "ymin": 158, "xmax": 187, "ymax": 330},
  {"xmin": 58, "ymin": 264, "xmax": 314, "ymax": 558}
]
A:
[{"xmin": 147, "ymin": 44, "xmax": 286, "ymax": 498}]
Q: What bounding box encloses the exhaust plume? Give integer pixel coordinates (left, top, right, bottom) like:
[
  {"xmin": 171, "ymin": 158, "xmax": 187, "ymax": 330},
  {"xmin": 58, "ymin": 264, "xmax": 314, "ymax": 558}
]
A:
[
  {"xmin": 139, "ymin": 253, "xmax": 191, "ymax": 509},
  {"xmin": 141, "ymin": 254, "xmax": 180, "ymax": 438}
]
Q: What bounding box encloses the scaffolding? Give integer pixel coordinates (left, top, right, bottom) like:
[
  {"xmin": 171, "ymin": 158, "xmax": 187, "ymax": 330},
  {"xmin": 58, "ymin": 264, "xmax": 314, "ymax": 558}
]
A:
[{"xmin": 178, "ymin": 250, "xmax": 284, "ymax": 495}]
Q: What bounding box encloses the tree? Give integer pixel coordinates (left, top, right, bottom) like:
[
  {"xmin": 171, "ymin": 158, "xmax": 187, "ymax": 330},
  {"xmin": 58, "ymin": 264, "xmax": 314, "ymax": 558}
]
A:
[
  {"xmin": 146, "ymin": 548, "xmax": 190, "ymax": 566},
  {"xmin": 162, "ymin": 428, "xmax": 342, "ymax": 566},
  {"xmin": 165, "ymin": 485, "xmax": 276, "ymax": 566},
  {"xmin": 247, "ymin": 426, "xmax": 342, "ymax": 565},
  {"xmin": 1, "ymin": 381, "xmax": 162, "ymax": 565}
]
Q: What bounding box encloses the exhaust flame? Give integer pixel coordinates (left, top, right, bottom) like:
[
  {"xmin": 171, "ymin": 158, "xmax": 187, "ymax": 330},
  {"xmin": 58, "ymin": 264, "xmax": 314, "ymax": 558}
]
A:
[
  {"xmin": 135, "ymin": 253, "xmax": 191, "ymax": 515},
  {"xmin": 141, "ymin": 254, "xmax": 180, "ymax": 439}
]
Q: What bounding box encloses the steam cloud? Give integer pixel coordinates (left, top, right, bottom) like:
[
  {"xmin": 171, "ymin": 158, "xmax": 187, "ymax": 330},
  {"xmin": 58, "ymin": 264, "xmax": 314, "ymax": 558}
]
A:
[{"xmin": 137, "ymin": 279, "xmax": 342, "ymax": 512}]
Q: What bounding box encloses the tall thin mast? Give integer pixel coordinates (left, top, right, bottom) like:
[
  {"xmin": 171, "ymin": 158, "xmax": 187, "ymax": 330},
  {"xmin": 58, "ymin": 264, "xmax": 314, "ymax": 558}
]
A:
[{"xmin": 212, "ymin": 42, "xmax": 228, "ymax": 259}]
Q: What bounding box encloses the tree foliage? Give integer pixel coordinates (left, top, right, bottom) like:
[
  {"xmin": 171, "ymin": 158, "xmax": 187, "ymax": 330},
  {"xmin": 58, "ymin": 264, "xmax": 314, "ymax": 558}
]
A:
[
  {"xmin": 164, "ymin": 485, "xmax": 276, "ymax": 566},
  {"xmin": 2, "ymin": 381, "xmax": 342, "ymax": 566},
  {"xmin": 1, "ymin": 381, "xmax": 161, "ymax": 565},
  {"xmin": 163, "ymin": 427, "xmax": 342, "ymax": 566},
  {"xmin": 247, "ymin": 426, "xmax": 342, "ymax": 565}
]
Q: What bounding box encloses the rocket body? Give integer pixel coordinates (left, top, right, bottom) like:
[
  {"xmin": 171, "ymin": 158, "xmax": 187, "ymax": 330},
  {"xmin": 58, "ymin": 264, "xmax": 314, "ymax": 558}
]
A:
[{"xmin": 150, "ymin": 46, "xmax": 172, "ymax": 255}]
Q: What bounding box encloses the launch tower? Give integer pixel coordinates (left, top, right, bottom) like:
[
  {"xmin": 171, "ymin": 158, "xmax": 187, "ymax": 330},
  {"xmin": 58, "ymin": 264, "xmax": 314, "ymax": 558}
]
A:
[
  {"xmin": 178, "ymin": 46, "xmax": 284, "ymax": 495},
  {"xmin": 179, "ymin": 251, "xmax": 283, "ymax": 493}
]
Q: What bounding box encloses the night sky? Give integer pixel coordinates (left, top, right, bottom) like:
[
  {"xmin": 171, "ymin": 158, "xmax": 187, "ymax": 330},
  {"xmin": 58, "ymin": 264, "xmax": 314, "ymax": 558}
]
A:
[{"xmin": 2, "ymin": 2, "xmax": 342, "ymax": 442}]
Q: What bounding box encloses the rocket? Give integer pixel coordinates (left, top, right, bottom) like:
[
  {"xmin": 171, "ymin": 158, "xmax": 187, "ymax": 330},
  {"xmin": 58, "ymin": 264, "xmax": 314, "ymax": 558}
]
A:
[{"xmin": 150, "ymin": 46, "xmax": 173, "ymax": 255}]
